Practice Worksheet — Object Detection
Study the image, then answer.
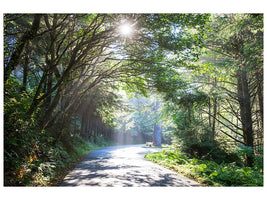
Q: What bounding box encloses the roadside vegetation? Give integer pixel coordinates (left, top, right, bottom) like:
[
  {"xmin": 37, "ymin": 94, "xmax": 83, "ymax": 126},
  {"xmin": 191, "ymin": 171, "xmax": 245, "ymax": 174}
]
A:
[
  {"xmin": 5, "ymin": 129, "xmax": 112, "ymax": 186},
  {"xmin": 145, "ymin": 146, "xmax": 263, "ymax": 186}
]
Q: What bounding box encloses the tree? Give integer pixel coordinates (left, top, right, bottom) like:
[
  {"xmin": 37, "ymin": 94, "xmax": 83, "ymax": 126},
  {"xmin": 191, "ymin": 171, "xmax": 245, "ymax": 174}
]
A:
[
  {"xmin": 153, "ymin": 100, "xmax": 162, "ymax": 146},
  {"xmin": 204, "ymin": 14, "xmax": 263, "ymax": 167}
]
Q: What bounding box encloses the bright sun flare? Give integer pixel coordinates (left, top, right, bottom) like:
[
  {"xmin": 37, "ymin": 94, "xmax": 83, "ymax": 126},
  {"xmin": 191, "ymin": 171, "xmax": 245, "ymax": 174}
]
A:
[{"xmin": 119, "ymin": 23, "xmax": 132, "ymax": 36}]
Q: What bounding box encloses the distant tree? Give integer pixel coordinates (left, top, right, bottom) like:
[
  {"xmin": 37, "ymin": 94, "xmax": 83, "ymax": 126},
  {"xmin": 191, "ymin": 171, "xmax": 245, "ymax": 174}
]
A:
[{"xmin": 153, "ymin": 100, "xmax": 162, "ymax": 146}]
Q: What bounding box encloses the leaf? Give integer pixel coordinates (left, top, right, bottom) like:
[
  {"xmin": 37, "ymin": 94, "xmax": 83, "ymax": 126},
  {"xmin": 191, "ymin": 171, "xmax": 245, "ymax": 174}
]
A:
[
  {"xmin": 10, "ymin": 98, "xmax": 18, "ymax": 103},
  {"xmin": 210, "ymin": 171, "xmax": 219, "ymax": 177}
]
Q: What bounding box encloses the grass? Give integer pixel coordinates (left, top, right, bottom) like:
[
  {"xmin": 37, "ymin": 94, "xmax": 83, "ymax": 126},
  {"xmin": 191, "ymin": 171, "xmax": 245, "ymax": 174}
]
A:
[{"xmin": 144, "ymin": 148, "xmax": 263, "ymax": 186}]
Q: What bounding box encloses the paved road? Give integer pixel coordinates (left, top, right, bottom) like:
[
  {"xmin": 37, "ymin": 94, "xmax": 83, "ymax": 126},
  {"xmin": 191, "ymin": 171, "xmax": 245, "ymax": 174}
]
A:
[{"xmin": 61, "ymin": 144, "xmax": 200, "ymax": 187}]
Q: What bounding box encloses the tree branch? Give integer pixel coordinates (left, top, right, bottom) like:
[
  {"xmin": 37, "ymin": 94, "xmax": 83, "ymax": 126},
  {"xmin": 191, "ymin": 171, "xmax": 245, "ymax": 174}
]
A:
[{"xmin": 4, "ymin": 14, "xmax": 42, "ymax": 82}]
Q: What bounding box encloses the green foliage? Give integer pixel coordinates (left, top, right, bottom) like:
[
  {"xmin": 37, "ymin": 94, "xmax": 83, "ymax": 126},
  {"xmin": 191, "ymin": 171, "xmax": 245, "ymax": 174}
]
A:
[
  {"xmin": 235, "ymin": 145, "xmax": 263, "ymax": 171},
  {"xmin": 4, "ymin": 108, "xmax": 110, "ymax": 187},
  {"xmin": 91, "ymin": 135, "xmax": 110, "ymax": 147},
  {"xmin": 145, "ymin": 148, "xmax": 263, "ymax": 186},
  {"xmin": 4, "ymin": 77, "xmax": 35, "ymax": 128}
]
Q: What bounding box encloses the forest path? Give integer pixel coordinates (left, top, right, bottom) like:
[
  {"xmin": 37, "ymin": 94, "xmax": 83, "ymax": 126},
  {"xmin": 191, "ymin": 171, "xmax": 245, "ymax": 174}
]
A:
[{"xmin": 60, "ymin": 144, "xmax": 200, "ymax": 186}]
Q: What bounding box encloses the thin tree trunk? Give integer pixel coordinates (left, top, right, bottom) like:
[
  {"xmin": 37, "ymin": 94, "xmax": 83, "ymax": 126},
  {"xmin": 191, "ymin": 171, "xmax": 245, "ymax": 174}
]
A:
[
  {"xmin": 211, "ymin": 77, "xmax": 217, "ymax": 142},
  {"xmin": 22, "ymin": 45, "xmax": 30, "ymax": 92}
]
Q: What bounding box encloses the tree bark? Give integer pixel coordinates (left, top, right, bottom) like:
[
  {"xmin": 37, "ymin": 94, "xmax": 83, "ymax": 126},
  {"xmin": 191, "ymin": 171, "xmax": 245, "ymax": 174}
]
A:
[
  {"xmin": 237, "ymin": 68, "xmax": 254, "ymax": 167},
  {"xmin": 255, "ymin": 70, "xmax": 263, "ymax": 131}
]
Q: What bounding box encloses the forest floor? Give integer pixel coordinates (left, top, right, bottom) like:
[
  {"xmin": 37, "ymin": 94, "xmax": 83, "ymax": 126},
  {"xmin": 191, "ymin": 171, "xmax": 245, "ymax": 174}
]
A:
[{"xmin": 60, "ymin": 144, "xmax": 201, "ymax": 186}]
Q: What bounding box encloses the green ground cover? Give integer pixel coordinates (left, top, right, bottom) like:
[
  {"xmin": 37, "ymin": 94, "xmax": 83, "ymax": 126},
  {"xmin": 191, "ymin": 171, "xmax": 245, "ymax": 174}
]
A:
[{"xmin": 145, "ymin": 148, "xmax": 263, "ymax": 186}]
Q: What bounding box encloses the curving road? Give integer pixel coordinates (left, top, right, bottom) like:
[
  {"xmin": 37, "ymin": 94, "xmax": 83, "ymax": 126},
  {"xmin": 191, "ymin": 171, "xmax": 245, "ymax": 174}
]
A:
[{"xmin": 60, "ymin": 144, "xmax": 200, "ymax": 187}]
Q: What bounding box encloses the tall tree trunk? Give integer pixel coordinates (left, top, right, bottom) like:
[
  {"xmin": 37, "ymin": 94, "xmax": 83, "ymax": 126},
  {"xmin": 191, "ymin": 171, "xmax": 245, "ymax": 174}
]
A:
[
  {"xmin": 255, "ymin": 70, "xmax": 263, "ymax": 131},
  {"xmin": 153, "ymin": 100, "xmax": 162, "ymax": 146},
  {"xmin": 237, "ymin": 68, "xmax": 254, "ymax": 167},
  {"xmin": 153, "ymin": 123, "xmax": 162, "ymax": 146}
]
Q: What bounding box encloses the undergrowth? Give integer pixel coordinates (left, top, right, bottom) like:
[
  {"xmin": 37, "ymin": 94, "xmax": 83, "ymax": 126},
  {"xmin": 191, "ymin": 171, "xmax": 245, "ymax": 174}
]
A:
[
  {"xmin": 144, "ymin": 148, "xmax": 263, "ymax": 186},
  {"xmin": 4, "ymin": 133, "xmax": 110, "ymax": 186}
]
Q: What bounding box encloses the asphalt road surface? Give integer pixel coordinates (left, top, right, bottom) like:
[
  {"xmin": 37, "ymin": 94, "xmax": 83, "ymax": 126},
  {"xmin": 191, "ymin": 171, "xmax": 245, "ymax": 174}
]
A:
[{"xmin": 61, "ymin": 144, "xmax": 200, "ymax": 187}]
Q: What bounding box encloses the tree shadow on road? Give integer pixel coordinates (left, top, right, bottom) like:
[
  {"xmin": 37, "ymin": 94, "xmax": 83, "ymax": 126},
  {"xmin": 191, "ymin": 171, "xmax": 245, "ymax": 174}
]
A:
[{"xmin": 61, "ymin": 157, "xmax": 200, "ymax": 187}]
